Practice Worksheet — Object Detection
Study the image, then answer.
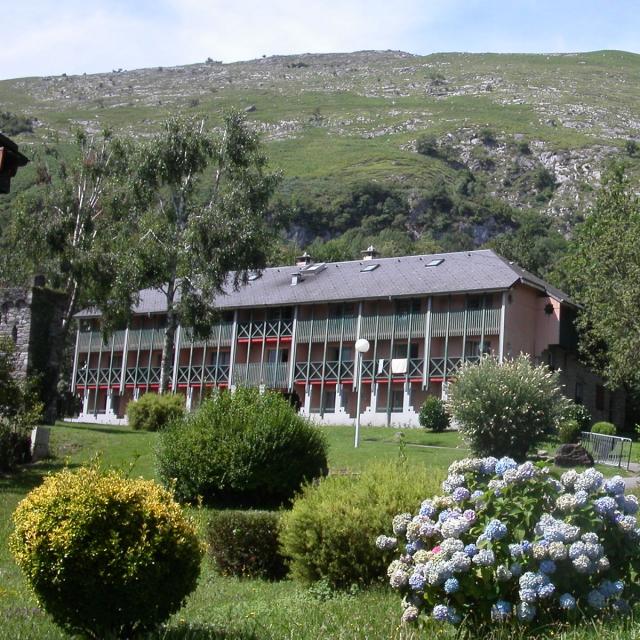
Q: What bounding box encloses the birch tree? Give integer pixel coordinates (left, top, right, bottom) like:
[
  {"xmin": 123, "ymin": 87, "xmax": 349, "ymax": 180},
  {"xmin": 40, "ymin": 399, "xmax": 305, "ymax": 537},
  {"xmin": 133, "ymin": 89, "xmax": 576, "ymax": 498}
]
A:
[{"xmin": 114, "ymin": 112, "xmax": 281, "ymax": 392}]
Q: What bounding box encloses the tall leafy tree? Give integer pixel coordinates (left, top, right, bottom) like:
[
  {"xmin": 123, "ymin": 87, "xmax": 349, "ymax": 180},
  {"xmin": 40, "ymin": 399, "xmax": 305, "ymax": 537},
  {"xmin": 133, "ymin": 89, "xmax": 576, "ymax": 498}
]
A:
[
  {"xmin": 108, "ymin": 112, "xmax": 281, "ymax": 392},
  {"xmin": 558, "ymin": 165, "xmax": 640, "ymax": 390},
  {"xmin": 2, "ymin": 130, "xmax": 126, "ymax": 334}
]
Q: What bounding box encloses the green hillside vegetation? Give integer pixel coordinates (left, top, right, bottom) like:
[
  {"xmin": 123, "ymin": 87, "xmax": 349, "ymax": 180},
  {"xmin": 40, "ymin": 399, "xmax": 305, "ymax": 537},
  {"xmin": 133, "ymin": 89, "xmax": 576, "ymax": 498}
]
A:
[{"xmin": 2, "ymin": 49, "xmax": 640, "ymax": 279}]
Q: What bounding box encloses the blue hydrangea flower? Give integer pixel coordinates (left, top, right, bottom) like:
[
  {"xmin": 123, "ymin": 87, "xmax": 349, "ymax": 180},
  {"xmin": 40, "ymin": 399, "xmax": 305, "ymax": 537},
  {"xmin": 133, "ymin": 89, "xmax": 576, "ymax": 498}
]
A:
[
  {"xmin": 516, "ymin": 602, "xmax": 536, "ymax": 622},
  {"xmin": 491, "ymin": 600, "xmax": 512, "ymax": 621},
  {"xmin": 519, "ymin": 588, "xmax": 537, "ymax": 603},
  {"xmin": 419, "ymin": 500, "xmax": 437, "ymax": 518},
  {"xmin": 464, "ymin": 543, "xmax": 478, "ymax": 557},
  {"xmin": 509, "ymin": 543, "xmax": 524, "ymax": 558},
  {"xmin": 540, "ymin": 560, "xmax": 556, "ymax": 575},
  {"xmin": 538, "ymin": 583, "xmax": 556, "ymax": 599},
  {"xmin": 408, "ymin": 571, "xmax": 426, "ymax": 591},
  {"xmin": 605, "ymin": 476, "xmax": 626, "ymax": 496},
  {"xmin": 432, "ymin": 604, "xmax": 450, "ymax": 622},
  {"xmin": 574, "ymin": 490, "xmax": 589, "ymax": 506},
  {"xmin": 473, "ymin": 549, "xmax": 495, "ymax": 566},
  {"xmin": 598, "ymin": 580, "xmax": 617, "ymax": 598},
  {"xmin": 376, "ymin": 535, "xmax": 398, "ymax": 551},
  {"xmin": 484, "ymin": 519, "xmax": 507, "ymax": 541},
  {"xmin": 495, "ymin": 457, "xmax": 518, "ymax": 476},
  {"xmin": 510, "ymin": 562, "xmax": 523, "ymax": 577},
  {"xmin": 587, "ymin": 589, "xmax": 606, "ymax": 610},
  {"xmin": 444, "ymin": 577, "xmax": 459, "ymax": 594},
  {"xmin": 449, "ymin": 486, "xmax": 467, "ymax": 502},
  {"xmin": 559, "ymin": 593, "xmax": 576, "ymax": 610},
  {"xmin": 481, "ymin": 457, "xmax": 497, "ymax": 474},
  {"xmin": 594, "ymin": 496, "xmax": 618, "ymax": 516}
]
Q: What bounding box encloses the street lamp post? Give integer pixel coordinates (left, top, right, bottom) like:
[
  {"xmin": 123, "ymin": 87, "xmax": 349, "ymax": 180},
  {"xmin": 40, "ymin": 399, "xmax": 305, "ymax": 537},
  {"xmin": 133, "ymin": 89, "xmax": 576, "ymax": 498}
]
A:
[{"xmin": 354, "ymin": 338, "xmax": 370, "ymax": 448}]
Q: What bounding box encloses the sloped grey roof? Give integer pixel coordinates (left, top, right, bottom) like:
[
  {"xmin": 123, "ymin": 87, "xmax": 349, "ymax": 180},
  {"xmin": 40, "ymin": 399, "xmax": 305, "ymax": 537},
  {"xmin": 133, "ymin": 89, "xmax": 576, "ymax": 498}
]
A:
[{"xmin": 75, "ymin": 249, "xmax": 574, "ymax": 318}]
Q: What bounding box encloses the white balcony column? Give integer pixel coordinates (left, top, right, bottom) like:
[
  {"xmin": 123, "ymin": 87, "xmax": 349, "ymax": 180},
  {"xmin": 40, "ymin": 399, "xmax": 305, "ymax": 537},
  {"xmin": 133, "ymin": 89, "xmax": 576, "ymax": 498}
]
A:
[
  {"xmin": 369, "ymin": 382, "xmax": 378, "ymax": 413},
  {"xmin": 498, "ymin": 291, "xmax": 507, "ymax": 363},
  {"xmin": 303, "ymin": 384, "xmax": 312, "ymax": 416},
  {"xmin": 185, "ymin": 386, "xmax": 193, "ymax": 412},
  {"xmin": 105, "ymin": 389, "xmax": 114, "ymax": 417},
  {"xmin": 171, "ymin": 325, "xmax": 182, "ymax": 391},
  {"xmin": 402, "ymin": 381, "xmax": 412, "ymax": 413},
  {"xmin": 133, "ymin": 387, "xmax": 140, "ymax": 401},
  {"xmin": 82, "ymin": 388, "xmax": 90, "ymax": 414},
  {"xmin": 334, "ymin": 383, "xmax": 344, "ymax": 413}
]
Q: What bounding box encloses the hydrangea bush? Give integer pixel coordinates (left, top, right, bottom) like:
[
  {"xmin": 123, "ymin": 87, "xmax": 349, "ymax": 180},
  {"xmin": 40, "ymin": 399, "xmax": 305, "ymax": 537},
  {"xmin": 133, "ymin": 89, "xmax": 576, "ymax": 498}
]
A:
[{"xmin": 378, "ymin": 457, "xmax": 640, "ymax": 631}]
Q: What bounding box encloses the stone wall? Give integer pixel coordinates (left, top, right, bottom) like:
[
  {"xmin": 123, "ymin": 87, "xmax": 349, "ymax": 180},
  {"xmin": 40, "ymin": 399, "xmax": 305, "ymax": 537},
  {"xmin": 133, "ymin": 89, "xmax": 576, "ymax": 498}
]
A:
[
  {"xmin": 0, "ymin": 287, "xmax": 32, "ymax": 376},
  {"xmin": 0, "ymin": 284, "xmax": 68, "ymax": 422}
]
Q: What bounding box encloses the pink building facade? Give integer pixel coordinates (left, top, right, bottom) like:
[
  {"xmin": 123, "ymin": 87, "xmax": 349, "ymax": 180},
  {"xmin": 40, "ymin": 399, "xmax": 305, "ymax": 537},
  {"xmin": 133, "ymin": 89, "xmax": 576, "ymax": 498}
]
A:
[{"xmin": 69, "ymin": 249, "xmax": 624, "ymax": 428}]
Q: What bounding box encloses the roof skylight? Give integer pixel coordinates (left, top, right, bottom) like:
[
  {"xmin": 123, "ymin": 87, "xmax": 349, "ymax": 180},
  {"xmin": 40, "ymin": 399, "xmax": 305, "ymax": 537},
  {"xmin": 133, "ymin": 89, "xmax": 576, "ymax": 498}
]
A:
[
  {"xmin": 426, "ymin": 258, "xmax": 444, "ymax": 267},
  {"xmin": 360, "ymin": 263, "xmax": 380, "ymax": 272}
]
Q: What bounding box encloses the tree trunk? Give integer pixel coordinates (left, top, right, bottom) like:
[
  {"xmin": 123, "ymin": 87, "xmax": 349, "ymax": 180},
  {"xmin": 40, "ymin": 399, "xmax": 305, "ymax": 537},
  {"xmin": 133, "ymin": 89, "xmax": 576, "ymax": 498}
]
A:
[{"xmin": 159, "ymin": 279, "xmax": 177, "ymax": 394}]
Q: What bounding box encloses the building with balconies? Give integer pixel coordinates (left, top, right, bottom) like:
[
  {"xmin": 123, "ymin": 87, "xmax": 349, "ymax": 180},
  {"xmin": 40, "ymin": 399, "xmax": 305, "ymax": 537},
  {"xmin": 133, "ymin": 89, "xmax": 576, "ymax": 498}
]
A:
[{"xmin": 69, "ymin": 249, "xmax": 625, "ymax": 427}]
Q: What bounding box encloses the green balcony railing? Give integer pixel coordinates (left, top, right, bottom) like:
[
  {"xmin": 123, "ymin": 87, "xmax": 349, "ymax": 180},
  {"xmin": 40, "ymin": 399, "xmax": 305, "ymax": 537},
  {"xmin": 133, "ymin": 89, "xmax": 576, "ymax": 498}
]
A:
[
  {"xmin": 237, "ymin": 320, "xmax": 293, "ymax": 340},
  {"xmin": 232, "ymin": 362, "xmax": 289, "ymax": 388}
]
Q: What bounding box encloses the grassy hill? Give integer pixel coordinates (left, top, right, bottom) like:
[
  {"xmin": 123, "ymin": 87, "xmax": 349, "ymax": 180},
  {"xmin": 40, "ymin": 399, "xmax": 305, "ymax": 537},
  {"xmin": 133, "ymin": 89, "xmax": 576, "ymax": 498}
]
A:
[{"xmin": 2, "ymin": 49, "xmax": 640, "ymax": 272}]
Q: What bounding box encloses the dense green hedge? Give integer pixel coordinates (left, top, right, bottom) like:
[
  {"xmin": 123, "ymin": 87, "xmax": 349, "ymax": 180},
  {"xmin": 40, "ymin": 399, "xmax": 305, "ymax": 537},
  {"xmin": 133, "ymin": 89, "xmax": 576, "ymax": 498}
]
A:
[
  {"xmin": 592, "ymin": 421, "xmax": 617, "ymax": 436},
  {"xmin": 157, "ymin": 388, "xmax": 328, "ymax": 507},
  {"xmin": 418, "ymin": 396, "xmax": 449, "ymax": 432},
  {"xmin": 280, "ymin": 461, "xmax": 443, "ymax": 589},
  {"xmin": 207, "ymin": 510, "xmax": 286, "ymax": 580},
  {"xmin": 127, "ymin": 392, "xmax": 185, "ymax": 431}
]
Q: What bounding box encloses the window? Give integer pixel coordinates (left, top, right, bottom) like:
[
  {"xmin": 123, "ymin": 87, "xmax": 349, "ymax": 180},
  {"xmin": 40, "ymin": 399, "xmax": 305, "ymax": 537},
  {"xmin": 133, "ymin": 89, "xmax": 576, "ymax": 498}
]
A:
[
  {"xmin": 396, "ymin": 299, "xmax": 421, "ymax": 315},
  {"xmin": 575, "ymin": 382, "xmax": 584, "ymax": 405},
  {"xmin": 426, "ymin": 258, "xmax": 444, "ymax": 267},
  {"xmin": 467, "ymin": 294, "xmax": 493, "ymax": 310},
  {"xmin": 247, "ymin": 272, "xmax": 261, "ymax": 281},
  {"xmin": 595, "ymin": 384, "xmax": 605, "ymax": 411},
  {"xmin": 211, "ymin": 350, "xmax": 230, "ymax": 365},
  {"xmin": 323, "ymin": 389, "xmax": 336, "ymax": 413},
  {"xmin": 391, "ymin": 389, "xmax": 404, "ymax": 412},
  {"xmin": 329, "ymin": 303, "xmax": 355, "ymax": 318},
  {"xmin": 393, "ymin": 342, "xmax": 419, "ymax": 359},
  {"xmin": 465, "ymin": 340, "xmax": 491, "ymax": 357},
  {"xmin": 266, "ymin": 307, "xmax": 293, "ymax": 321},
  {"xmin": 267, "ymin": 349, "xmax": 289, "ymax": 363},
  {"xmin": 360, "ymin": 263, "xmax": 380, "ymax": 272}
]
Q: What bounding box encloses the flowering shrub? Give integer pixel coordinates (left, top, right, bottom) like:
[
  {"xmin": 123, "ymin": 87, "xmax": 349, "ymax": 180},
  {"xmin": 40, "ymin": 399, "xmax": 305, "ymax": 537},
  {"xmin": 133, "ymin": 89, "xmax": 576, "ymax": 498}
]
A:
[
  {"xmin": 379, "ymin": 456, "xmax": 640, "ymax": 631},
  {"xmin": 447, "ymin": 355, "xmax": 571, "ymax": 459}
]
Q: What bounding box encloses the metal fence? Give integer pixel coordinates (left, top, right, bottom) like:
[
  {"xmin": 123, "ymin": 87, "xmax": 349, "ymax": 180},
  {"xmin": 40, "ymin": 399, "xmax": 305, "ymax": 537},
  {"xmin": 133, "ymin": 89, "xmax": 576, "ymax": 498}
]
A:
[{"xmin": 580, "ymin": 431, "xmax": 632, "ymax": 469}]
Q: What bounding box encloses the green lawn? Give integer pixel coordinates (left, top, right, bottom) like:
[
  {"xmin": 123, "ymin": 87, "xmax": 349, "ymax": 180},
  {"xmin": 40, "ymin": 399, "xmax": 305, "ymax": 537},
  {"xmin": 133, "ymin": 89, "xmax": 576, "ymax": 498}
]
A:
[{"xmin": 1, "ymin": 422, "xmax": 639, "ymax": 639}]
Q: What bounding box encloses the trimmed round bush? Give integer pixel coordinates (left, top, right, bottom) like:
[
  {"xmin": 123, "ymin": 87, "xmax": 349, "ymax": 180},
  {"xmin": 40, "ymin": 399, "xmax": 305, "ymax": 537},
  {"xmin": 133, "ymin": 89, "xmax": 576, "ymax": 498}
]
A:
[
  {"xmin": 447, "ymin": 355, "xmax": 571, "ymax": 460},
  {"xmin": 419, "ymin": 396, "xmax": 449, "ymax": 432},
  {"xmin": 558, "ymin": 419, "xmax": 582, "ymax": 444},
  {"xmin": 280, "ymin": 461, "xmax": 443, "ymax": 589},
  {"xmin": 10, "ymin": 466, "xmax": 202, "ymax": 638},
  {"xmin": 157, "ymin": 388, "xmax": 328, "ymax": 507},
  {"xmin": 592, "ymin": 421, "xmax": 617, "ymax": 436},
  {"xmin": 207, "ymin": 510, "xmax": 286, "ymax": 579},
  {"xmin": 381, "ymin": 457, "xmax": 640, "ymax": 632},
  {"xmin": 127, "ymin": 392, "xmax": 185, "ymax": 431}
]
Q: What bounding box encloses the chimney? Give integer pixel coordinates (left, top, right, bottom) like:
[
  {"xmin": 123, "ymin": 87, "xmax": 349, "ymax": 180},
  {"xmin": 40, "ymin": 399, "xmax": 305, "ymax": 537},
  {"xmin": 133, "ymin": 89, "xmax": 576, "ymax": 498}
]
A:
[
  {"xmin": 295, "ymin": 251, "xmax": 313, "ymax": 267},
  {"xmin": 291, "ymin": 273, "xmax": 304, "ymax": 286},
  {"xmin": 361, "ymin": 245, "xmax": 379, "ymax": 261}
]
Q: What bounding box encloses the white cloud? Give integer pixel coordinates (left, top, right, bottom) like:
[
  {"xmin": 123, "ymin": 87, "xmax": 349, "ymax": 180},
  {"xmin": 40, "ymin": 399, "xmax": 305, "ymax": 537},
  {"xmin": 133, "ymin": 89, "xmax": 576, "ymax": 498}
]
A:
[{"xmin": 2, "ymin": 0, "xmax": 453, "ymax": 79}]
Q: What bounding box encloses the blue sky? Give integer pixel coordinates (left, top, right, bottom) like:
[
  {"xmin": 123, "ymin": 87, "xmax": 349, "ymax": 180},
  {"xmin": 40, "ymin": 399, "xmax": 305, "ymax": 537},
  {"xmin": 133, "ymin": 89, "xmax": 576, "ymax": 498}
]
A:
[{"xmin": 2, "ymin": 0, "xmax": 639, "ymax": 80}]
